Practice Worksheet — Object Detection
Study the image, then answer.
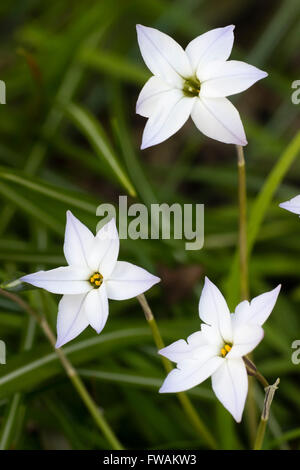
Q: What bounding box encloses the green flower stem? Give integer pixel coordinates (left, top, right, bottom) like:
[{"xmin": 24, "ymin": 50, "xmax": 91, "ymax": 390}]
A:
[
  {"xmin": 254, "ymin": 419, "xmax": 267, "ymax": 450},
  {"xmin": 0, "ymin": 288, "xmax": 124, "ymax": 450},
  {"xmin": 137, "ymin": 294, "xmax": 217, "ymax": 450},
  {"xmin": 236, "ymin": 145, "xmax": 249, "ymax": 301},
  {"xmin": 244, "ymin": 356, "xmax": 270, "ymax": 389},
  {"xmin": 244, "ymin": 357, "xmax": 280, "ymax": 450},
  {"xmin": 253, "ymin": 378, "xmax": 280, "ymax": 450},
  {"xmin": 236, "ymin": 145, "xmax": 257, "ymax": 443}
]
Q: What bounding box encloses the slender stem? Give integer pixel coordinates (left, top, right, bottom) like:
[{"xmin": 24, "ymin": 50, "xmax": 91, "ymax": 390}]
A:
[
  {"xmin": 254, "ymin": 419, "xmax": 267, "ymax": 450},
  {"xmin": 244, "ymin": 356, "xmax": 269, "ymax": 389},
  {"xmin": 236, "ymin": 145, "xmax": 249, "ymax": 301},
  {"xmin": 0, "ymin": 288, "xmax": 123, "ymax": 450},
  {"xmin": 236, "ymin": 148, "xmax": 280, "ymax": 449},
  {"xmin": 253, "ymin": 378, "xmax": 280, "ymax": 450},
  {"xmin": 236, "ymin": 145, "xmax": 258, "ymax": 443},
  {"xmin": 137, "ymin": 294, "xmax": 217, "ymax": 450},
  {"xmin": 255, "ymin": 371, "xmax": 269, "ymax": 389}
]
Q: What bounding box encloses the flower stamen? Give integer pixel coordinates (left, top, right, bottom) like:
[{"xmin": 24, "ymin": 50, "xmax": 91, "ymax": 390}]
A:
[
  {"xmin": 221, "ymin": 343, "xmax": 232, "ymax": 357},
  {"xmin": 89, "ymin": 272, "xmax": 103, "ymax": 288},
  {"xmin": 183, "ymin": 77, "xmax": 201, "ymax": 97}
]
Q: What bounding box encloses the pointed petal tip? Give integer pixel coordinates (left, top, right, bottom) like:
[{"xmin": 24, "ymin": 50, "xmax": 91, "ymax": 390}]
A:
[
  {"xmin": 203, "ymin": 276, "xmax": 213, "ymax": 289},
  {"xmin": 136, "ymin": 24, "xmax": 149, "ymax": 36},
  {"xmin": 19, "ymin": 273, "xmax": 37, "ymax": 284},
  {"xmin": 66, "ymin": 209, "xmax": 73, "ymax": 219},
  {"xmin": 204, "ymin": 275, "xmax": 212, "ymax": 285},
  {"xmin": 55, "ymin": 338, "xmax": 63, "ymax": 349},
  {"xmin": 234, "ymin": 414, "xmax": 242, "ymax": 423},
  {"xmin": 274, "ymin": 284, "xmax": 282, "ymax": 295},
  {"xmin": 140, "ymin": 139, "xmax": 150, "ymax": 150}
]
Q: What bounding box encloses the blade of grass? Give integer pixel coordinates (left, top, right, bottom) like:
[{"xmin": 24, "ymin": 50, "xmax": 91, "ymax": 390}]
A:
[
  {"xmin": 61, "ymin": 101, "xmax": 136, "ymax": 197},
  {"xmin": 0, "ymin": 181, "xmax": 64, "ymax": 235},
  {"xmin": 0, "ymin": 166, "xmax": 97, "ymax": 214}
]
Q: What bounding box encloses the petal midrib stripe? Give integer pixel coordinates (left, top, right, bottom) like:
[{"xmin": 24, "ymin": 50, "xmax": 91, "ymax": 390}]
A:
[
  {"xmin": 141, "ymin": 28, "xmax": 185, "ymax": 79},
  {"xmin": 198, "ymin": 97, "xmax": 244, "ymax": 145}
]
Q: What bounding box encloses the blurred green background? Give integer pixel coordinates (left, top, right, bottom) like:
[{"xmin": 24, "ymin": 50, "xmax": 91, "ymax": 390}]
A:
[{"xmin": 0, "ymin": 0, "xmax": 299, "ymax": 450}]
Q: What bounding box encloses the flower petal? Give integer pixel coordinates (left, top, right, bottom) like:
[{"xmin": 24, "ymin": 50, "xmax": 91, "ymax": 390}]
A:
[
  {"xmin": 199, "ymin": 60, "xmax": 268, "ymax": 98},
  {"xmin": 87, "ymin": 218, "xmax": 120, "ymax": 277},
  {"xmin": 106, "ymin": 261, "xmax": 160, "ymax": 300},
  {"xmin": 136, "ymin": 76, "xmax": 173, "ymax": 118},
  {"xmin": 185, "ymin": 25, "xmax": 235, "ymax": 72},
  {"xmin": 56, "ymin": 294, "xmax": 89, "ymax": 348},
  {"xmin": 228, "ymin": 323, "xmax": 264, "ymax": 358},
  {"xmin": 279, "ymin": 195, "xmax": 300, "ymax": 215},
  {"xmin": 159, "ymin": 329, "xmax": 219, "ymax": 363},
  {"xmin": 20, "ymin": 266, "xmax": 92, "ymax": 294},
  {"xmin": 141, "ymin": 90, "xmax": 195, "ymax": 149},
  {"xmin": 159, "ymin": 352, "xmax": 223, "ymax": 393},
  {"xmin": 159, "ymin": 339, "xmax": 200, "ymax": 363},
  {"xmin": 64, "ymin": 210, "xmax": 94, "ymax": 268},
  {"xmin": 198, "ymin": 277, "xmax": 232, "ymax": 342},
  {"xmin": 191, "ymin": 96, "xmax": 247, "ymax": 145},
  {"xmin": 136, "ymin": 24, "xmax": 192, "ymax": 87},
  {"xmin": 84, "ymin": 284, "xmax": 109, "ymax": 334},
  {"xmin": 200, "ymin": 323, "xmax": 223, "ymax": 347},
  {"xmin": 233, "ymin": 285, "xmax": 281, "ymax": 327},
  {"xmin": 211, "ymin": 357, "xmax": 248, "ymax": 422}
]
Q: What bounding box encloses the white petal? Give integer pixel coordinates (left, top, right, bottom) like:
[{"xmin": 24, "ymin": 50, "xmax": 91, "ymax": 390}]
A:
[
  {"xmin": 141, "ymin": 90, "xmax": 195, "ymax": 149},
  {"xmin": 56, "ymin": 294, "xmax": 89, "ymax": 348},
  {"xmin": 159, "ymin": 339, "xmax": 199, "ymax": 363},
  {"xmin": 279, "ymin": 195, "xmax": 300, "ymax": 215},
  {"xmin": 212, "ymin": 357, "xmax": 248, "ymax": 422},
  {"xmin": 159, "ymin": 330, "xmax": 219, "ymax": 363},
  {"xmin": 136, "ymin": 24, "xmax": 192, "ymax": 87},
  {"xmin": 159, "ymin": 353, "xmax": 223, "ymax": 393},
  {"xmin": 87, "ymin": 218, "xmax": 120, "ymax": 277},
  {"xmin": 199, "ymin": 60, "xmax": 268, "ymax": 98},
  {"xmin": 20, "ymin": 266, "xmax": 92, "ymax": 294},
  {"xmin": 136, "ymin": 76, "xmax": 173, "ymax": 118},
  {"xmin": 191, "ymin": 97, "xmax": 247, "ymax": 145},
  {"xmin": 186, "ymin": 330, "xmax": 207, "ymax": 347},
  {"xmin": 84, "ymin": 285, "xmax": 109, "ymax": 334},
  {"xmin": 233, "ymin": 285, "xmax": 281, "ymax": 327},
  {"xmin": 200, "ymin": 323, "xmax": 223, "ymax": 347},
  {"xmin": 105, "ymin": 261, "xmax": 160, "ymax": 300},
  {"xmin": 198, "ymin": 277, "xmax": 232, "ymax": 342},
  {"xmin": 228, "ymin": 323, "xmax": 264, "ymax": 358},
  {"xmin": 185, "ymin": 25, "xmax": 235, "ymax": 72},
  {"xmin": 63, "ymin": 211, "xmax": 94, "ymax": 268}
]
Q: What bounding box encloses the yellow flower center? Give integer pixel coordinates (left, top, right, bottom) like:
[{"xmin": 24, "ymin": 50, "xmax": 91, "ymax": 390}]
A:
[
  {"xmin": 89, "ymin": 272, "xmax": 103, "ymax": 288},
  {"xmin": 220, "ymin": 343, "xmax": 232, "ymax": 357},
  {"xmin": 183, "ymin": 77, "xmax": 201, "ymax": 97}
]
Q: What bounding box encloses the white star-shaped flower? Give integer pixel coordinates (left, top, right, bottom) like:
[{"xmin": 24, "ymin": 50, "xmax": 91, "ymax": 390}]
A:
[
  {"xmin": 20, "ymin": 211, "xmax": 160, "ymax": 348},
  {"xmin": 279, "ymin": 195, "xmax": 300, "ymax": 216},
  {"xmin": 159, "ymin": 277, "xmax": 280, "ymax": 422},
  {"xmin": 136, "ymin": 24, "xmax": 267, "ymax": 149}
]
